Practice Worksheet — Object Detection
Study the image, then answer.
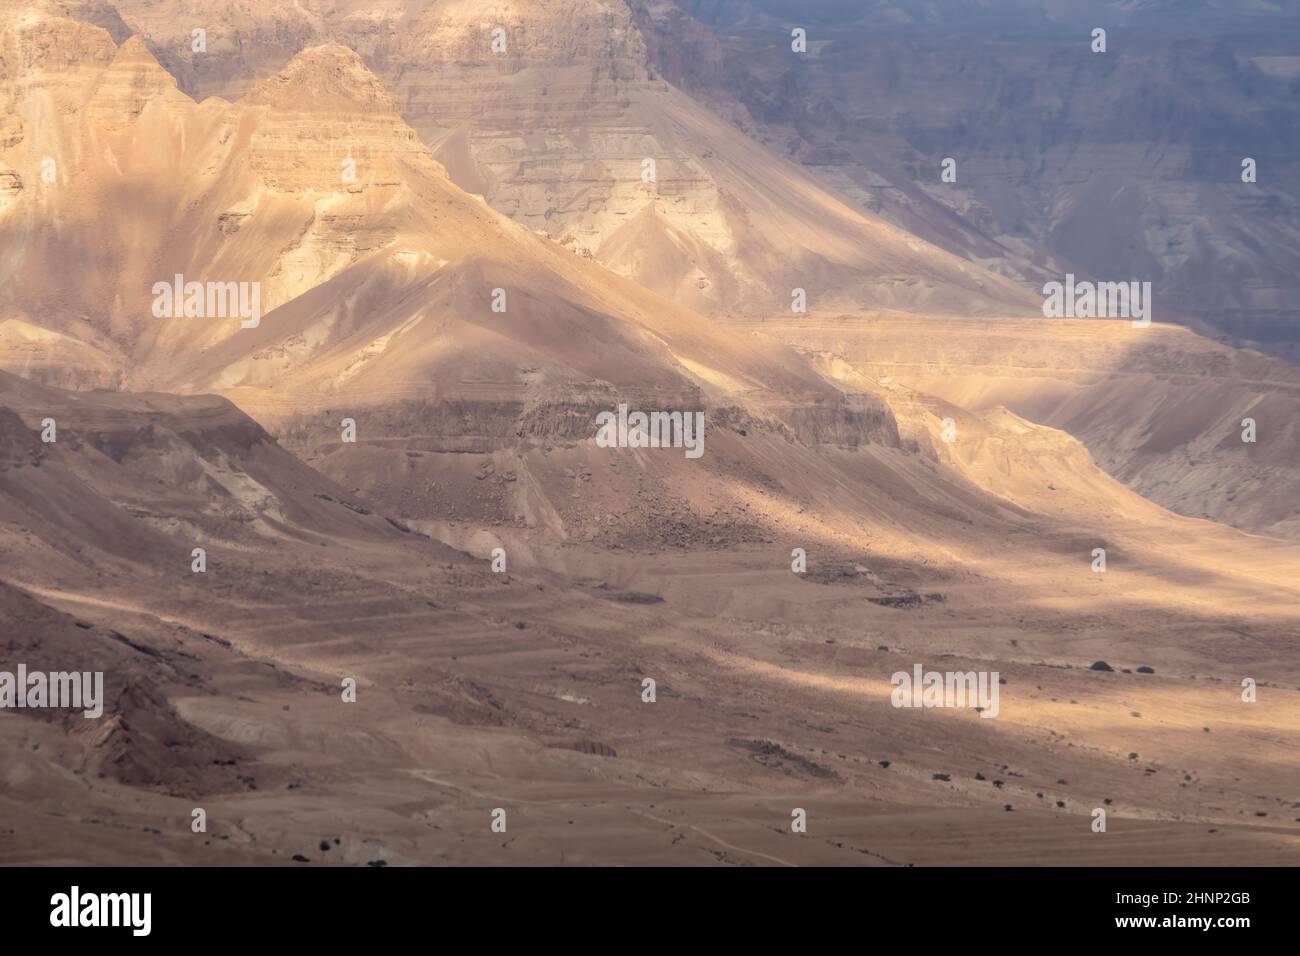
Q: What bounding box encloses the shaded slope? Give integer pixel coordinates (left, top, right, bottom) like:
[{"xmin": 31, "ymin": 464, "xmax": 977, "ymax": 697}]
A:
[{"xmin": 747, "ymin": 311, "xmax": 1300, "ymax": 539}]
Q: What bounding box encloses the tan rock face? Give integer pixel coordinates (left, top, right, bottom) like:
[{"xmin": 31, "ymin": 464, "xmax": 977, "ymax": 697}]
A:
[
  {"xmin": 0, "ymin": 168, "xmax": 21, "ymax": 211},
  {"xmin": 0, "ymin": 4, "xmax": 117, "ymax": 146},
  {"xmin": 89, "ymin": 0, "xmax": 1035, "ymax": 317},
  {"xmin": 241, "ymin": 45, "xmax": 427, "ymax": 193},
  {"xmin": 85, "ymin": 35, "xmax": 194, "ymax": 130},
  {"xmin": 0, "ymin": 10, "xmax": 875, "ymax": 458}
]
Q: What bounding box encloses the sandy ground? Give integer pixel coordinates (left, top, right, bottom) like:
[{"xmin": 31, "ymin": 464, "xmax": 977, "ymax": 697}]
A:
[{"xmin": 4, "ymin": 518, "xmax": 1299, "ymax": 866}]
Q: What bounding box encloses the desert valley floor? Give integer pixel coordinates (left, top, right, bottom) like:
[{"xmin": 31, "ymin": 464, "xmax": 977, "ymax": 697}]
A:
[{"xmin": 3, "ymin": 346, "xmax": 1299, "ymax": 866}]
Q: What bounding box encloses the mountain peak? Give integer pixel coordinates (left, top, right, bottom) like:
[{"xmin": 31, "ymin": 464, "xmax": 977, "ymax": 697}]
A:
[
  {"xmin": 114, "ymin": 33, "xmax": 155, "ymax": 60},
  {"xmin": 107, "ymin": 33, "xmax": 176, "ymax": 81},
  {"xmin": 244, "ymin": 44, "xmax": 396, "ymax": 114},
  {"xmin": 81, "ymin": 32, "xmax": 183, "ymax": 127}
]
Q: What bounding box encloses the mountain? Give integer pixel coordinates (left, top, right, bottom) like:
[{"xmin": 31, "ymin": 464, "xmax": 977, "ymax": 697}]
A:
[
  {"xmin": 641, "ymin": 0, "xmax": 1300, "ymax": 359},
  {"xmin": 0, "ymin": 15, "xmax": 872, "ymax": 410},
  {"xmin": 0, "ymin": 9, "xmax": 931, "ymax": 546},
  {"xmin": 69, "ymin": 0, "xmax": 1037, "ymax": 317}
]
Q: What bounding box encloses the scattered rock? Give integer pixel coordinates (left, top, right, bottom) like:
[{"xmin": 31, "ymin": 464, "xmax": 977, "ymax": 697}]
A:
[{"xmin": 729, "ymin": 738, "xmax": 840, "ymax": 780}]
